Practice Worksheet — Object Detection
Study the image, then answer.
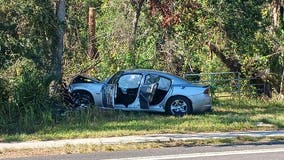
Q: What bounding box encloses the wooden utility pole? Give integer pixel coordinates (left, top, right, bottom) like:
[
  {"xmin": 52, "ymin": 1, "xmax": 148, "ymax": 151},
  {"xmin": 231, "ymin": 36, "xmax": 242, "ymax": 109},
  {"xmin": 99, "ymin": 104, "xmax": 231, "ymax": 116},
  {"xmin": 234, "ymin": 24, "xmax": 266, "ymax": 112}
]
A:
[{"xmin": 88, "ymin": 7, "xmax": 98, "ymax": 59}]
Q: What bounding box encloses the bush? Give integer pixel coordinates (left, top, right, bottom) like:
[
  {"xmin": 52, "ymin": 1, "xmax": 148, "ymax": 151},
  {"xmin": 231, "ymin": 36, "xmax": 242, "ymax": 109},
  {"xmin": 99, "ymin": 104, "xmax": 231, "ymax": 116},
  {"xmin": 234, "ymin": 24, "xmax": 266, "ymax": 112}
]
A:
[
  {"xmin": 0, "ymin": 77, "xmax": 9, "ymax": 103},
  {"xmin": 0, "ymin": 60, "xmax": 53, "ymax": 133},
  {"xmin": 0, "ymin": 77, "xmax": 11, "ymax": 132}
]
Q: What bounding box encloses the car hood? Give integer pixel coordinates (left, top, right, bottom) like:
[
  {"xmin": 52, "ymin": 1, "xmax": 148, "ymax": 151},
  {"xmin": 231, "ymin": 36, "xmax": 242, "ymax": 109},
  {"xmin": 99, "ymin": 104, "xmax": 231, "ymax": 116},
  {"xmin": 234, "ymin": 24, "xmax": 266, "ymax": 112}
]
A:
[{"xmin": 70, "ymin": 75, "xmax": 101, "ymax": 84}]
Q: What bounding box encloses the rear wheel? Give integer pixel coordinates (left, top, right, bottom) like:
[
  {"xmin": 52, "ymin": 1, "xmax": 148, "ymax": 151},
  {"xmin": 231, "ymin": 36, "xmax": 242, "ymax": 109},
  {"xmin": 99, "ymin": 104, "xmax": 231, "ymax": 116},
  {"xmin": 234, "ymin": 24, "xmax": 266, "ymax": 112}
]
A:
[
  {"xmin": 165, "ymin": 96, "xmax": 192, "ymax": 116},
  {"xmin": 72, "ymin": 91, "xmax": 94, "ymax": 110}
]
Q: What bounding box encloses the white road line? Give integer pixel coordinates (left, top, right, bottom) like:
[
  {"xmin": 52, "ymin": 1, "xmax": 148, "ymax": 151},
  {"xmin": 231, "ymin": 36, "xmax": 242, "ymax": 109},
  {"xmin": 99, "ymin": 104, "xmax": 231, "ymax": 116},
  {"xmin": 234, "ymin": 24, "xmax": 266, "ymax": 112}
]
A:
[{"xmin": 104, "ymin": 148, "xmax": 284, "ymax": 160}]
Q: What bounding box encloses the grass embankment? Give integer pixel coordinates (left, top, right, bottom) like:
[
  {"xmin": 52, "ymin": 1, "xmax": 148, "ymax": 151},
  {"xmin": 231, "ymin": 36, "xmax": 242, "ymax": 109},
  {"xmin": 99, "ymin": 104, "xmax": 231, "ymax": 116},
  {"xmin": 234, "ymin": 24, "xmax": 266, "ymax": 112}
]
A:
[{"xmin": 1, "ymin": 98, "xmax": 284, "ymax": 142}]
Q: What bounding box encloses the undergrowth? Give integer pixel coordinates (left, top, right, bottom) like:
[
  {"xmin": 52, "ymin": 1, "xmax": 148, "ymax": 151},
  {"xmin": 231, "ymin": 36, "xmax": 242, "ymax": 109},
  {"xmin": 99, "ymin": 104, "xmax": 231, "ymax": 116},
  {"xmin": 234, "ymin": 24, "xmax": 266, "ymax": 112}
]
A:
[{"xmin": 1, "ymin": 97, "xmax": 283, "ymax": 142}]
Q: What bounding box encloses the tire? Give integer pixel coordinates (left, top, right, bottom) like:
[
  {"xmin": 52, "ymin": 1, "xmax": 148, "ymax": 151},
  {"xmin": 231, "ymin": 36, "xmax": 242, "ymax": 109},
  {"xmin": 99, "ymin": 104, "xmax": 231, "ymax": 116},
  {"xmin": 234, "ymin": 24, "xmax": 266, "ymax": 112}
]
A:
[
  {"xmin": 165, "ymin": 96, "xmax": 192, "ymax": 116},
  {"xmin": 72, "ymin": 91, "xmax": 94, "ymax": 110}
]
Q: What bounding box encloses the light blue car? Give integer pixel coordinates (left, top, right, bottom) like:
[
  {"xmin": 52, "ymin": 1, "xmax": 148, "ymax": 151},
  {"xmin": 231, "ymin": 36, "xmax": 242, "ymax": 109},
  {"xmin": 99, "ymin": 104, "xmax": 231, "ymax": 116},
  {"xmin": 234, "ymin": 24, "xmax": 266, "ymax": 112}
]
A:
[{"xmin": 69, "ymin": 69, "xmax": 212, "ymax": 116}]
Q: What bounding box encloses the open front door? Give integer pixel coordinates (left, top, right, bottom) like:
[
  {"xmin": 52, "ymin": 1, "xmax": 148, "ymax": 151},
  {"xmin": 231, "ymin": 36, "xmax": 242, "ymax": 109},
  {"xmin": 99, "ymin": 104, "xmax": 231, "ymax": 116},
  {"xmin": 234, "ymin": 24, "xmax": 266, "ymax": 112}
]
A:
[
  {"xmin": 102, "ymin": 84, "xmax": 116, "ymax": 108},
  {"xmin": 139, "ymin": 74, "xmax": 160, "ymax": 109}
]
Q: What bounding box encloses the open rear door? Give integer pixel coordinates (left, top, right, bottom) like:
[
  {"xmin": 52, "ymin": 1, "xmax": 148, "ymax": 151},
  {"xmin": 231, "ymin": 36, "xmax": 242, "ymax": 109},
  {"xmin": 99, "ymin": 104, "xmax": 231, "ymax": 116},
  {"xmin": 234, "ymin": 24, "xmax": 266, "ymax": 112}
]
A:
[
  {"xmin": 102, "ymin": 84, "xmax": 116, "ymax": 108},
  {"xmin": 139, "ymin": 83, "xmax": 157, "ymax": 109},
  {"xmin": 139, "ymin": 74, "xmax": 160, "ymax": 109}
]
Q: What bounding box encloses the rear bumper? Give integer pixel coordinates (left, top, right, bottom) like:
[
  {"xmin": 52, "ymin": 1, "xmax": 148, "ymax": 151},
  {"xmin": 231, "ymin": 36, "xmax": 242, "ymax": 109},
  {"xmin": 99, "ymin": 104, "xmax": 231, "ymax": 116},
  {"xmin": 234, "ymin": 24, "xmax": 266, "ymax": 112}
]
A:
[
  {"xmin": 192, "ymin": 95, "xmax": 212, "ymax": 113},
  {"xmin": 202, "ymin": 104, "xmax": 213, "ymax": 112}
]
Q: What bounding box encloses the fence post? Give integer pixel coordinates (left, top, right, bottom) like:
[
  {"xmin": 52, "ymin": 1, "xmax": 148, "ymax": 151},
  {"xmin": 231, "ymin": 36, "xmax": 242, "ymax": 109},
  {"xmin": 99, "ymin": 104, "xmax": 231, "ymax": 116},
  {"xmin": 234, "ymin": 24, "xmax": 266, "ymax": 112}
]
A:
[
  {"xmin": 210, "ymin": 74, "xmax": 214, "ymax": 98},
  {"xmin": 237, "ymin": 72, "xmax": 241, "ymax": 97},
  {"xmin": 237, "ymin": 72, "xmax": 241, "ymax": 106}
]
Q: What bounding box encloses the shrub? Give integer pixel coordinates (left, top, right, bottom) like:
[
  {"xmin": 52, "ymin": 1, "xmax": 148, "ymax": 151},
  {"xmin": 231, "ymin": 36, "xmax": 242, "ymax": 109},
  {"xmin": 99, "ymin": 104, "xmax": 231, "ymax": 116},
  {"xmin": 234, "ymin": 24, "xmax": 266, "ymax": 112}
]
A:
[
  {"xmin": 0, "ymin": 77, "xmax": 9, "ymax": 103},
  {"xmin": 0, "ymin": 60, "xmax": 53, "ymax": 133}
]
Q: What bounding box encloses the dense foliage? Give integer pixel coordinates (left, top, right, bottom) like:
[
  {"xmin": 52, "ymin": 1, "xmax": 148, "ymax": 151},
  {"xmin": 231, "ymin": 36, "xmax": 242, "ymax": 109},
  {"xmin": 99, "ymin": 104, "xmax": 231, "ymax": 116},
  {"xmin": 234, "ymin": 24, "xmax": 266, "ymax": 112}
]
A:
[{"xmin": 0, "ymin": 0, "xmax": 283, "ymax": 133}]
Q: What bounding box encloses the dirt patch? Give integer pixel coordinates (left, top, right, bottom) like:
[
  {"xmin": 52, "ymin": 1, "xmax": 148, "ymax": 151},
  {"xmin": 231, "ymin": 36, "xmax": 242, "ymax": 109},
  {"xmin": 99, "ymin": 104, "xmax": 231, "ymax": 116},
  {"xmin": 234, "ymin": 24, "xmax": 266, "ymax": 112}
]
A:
[{"xmin": 0, "ymin": 148, "xmax": 64, "ymax": 159}]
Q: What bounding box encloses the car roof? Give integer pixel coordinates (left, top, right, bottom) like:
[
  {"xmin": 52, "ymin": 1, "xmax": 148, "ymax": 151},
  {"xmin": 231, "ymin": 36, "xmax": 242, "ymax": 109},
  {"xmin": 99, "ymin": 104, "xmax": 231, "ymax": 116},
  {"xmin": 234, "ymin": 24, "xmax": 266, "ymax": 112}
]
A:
[{"xmin": 122, "ymin": 69, "xmax": 191, "ymax": 85}]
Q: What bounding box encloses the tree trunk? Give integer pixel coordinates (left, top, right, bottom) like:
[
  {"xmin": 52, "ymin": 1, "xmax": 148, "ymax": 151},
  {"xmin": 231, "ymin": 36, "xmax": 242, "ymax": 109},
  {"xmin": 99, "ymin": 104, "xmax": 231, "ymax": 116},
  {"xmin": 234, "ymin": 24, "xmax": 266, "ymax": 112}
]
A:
[
  {"xmin": 132, "ymin": 0, "xmax": 144, "ymax": 37},
  {"xmin": 50, "ymin": 0, "xmax": 66, "ymax": 95},
  {"xmin": 206, "ymin": 41, "xmax": 242, "ymax": 74},
  {"xmin": 280, "ymin": 69, "xmax": 284, "ymax": 94},
  {"xmin": 88, "ymin": 7, "xmax": 98, "ymax": 59},
  {"xmin": 130, "ymin": 0, "xmax": 145, "ymax": 66},
  {"xmin": 272, "ymin": 0, "xmax": 281, "ymax": 27}
]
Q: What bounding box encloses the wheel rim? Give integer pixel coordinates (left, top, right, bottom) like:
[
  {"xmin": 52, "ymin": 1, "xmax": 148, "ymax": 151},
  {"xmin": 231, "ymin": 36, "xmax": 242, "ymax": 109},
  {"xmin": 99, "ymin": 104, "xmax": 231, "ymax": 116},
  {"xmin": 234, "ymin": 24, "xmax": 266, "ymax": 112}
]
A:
[
  {"xmin": 170, "ymin": 99, "xmax": 188, "ymax": 115},
  {"xmin": 74, "ymin": 93, "xmax": 92, "ymax": 109}
]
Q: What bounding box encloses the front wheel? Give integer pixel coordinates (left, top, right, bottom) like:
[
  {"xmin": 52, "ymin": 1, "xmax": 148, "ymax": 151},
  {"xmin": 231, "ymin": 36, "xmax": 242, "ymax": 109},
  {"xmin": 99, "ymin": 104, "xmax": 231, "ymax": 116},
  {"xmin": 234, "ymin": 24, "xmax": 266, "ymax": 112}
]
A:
[
  {"xmin": 165, "ymin": 96, "xmax": 192, "ymax": 116},
  {"xmin": 72, "ymin": 91, "xmax": 94, "ymax": 110}
]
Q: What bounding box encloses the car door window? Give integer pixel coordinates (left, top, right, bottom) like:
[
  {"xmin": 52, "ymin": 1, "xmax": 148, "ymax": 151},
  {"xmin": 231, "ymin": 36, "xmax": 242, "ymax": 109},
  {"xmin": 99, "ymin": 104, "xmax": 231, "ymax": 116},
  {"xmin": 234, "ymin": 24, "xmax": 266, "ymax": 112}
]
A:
[
  {"xmin": 143, "ymin": 75, "xmax": 171, "ymax": 106},
  {"xmin": 157, "ymin": 77, "xmax": 171, "ymax": 91},
  {"xmin": 144, "ymin": 74, "xmax": 160, "ymax": 85},
  {"xmin": 116, "ymin": 74, "xmax": 142, "ymax": 106},
  {"xmin": 118, "ymin": 74, "xmax": 142, "ymax": 89}
]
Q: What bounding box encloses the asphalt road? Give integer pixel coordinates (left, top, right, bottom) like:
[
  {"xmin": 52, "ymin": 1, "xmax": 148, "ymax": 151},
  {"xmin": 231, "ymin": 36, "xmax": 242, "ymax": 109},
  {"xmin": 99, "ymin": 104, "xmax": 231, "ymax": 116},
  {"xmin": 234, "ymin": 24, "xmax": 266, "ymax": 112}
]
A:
[{"xmin": 5, "ymin": 143, "xmax": 284, "ymax": 160}]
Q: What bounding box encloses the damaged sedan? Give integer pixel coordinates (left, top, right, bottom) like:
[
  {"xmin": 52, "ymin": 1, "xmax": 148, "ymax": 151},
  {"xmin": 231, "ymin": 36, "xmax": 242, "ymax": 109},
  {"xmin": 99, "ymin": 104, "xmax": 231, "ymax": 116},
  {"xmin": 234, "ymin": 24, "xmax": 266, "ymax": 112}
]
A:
[{"xmin": 69, "ymin": 69, "xmax": 212, "ymax": 116}]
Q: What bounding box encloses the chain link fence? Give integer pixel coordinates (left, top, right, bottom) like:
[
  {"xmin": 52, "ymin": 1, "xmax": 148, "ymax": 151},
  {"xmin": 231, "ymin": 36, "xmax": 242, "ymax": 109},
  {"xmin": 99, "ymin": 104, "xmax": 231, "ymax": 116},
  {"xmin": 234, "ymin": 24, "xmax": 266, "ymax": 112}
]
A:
[{"xmin": 183, "ymin": 72, "xmax": 269, "ymax": 100}]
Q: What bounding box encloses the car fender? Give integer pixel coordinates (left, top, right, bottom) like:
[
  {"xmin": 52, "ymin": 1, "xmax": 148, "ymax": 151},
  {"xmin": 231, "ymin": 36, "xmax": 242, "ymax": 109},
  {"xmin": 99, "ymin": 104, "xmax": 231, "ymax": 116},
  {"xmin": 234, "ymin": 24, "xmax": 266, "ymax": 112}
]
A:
[
  {"xmin": 70, "ymin": 83, "xmax": 104, "ymax": 107},
  {"xmin": 169, "ymin": 85, "xmax": 206, "ymax": 112}
]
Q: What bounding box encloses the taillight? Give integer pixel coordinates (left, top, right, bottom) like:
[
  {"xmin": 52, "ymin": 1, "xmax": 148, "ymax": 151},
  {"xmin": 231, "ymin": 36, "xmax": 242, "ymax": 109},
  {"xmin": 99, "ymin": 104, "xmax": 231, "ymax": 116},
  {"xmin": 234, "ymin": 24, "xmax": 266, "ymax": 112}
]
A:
[{"xmin": 204, "ymin": 88, "xmax": 209, "ymax": 95}]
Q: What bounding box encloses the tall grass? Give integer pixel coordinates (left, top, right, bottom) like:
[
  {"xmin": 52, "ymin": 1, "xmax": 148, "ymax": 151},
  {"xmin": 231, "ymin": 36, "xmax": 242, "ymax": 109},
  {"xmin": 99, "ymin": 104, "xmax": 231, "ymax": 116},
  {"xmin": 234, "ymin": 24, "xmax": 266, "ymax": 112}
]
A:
[
  {"xmin": 0, "ymin": 61, "xmax": 53, "ymax": 134},
  {"xmin": 1, "ymin": 97, "xmax": 279, "ymax": 142}
]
